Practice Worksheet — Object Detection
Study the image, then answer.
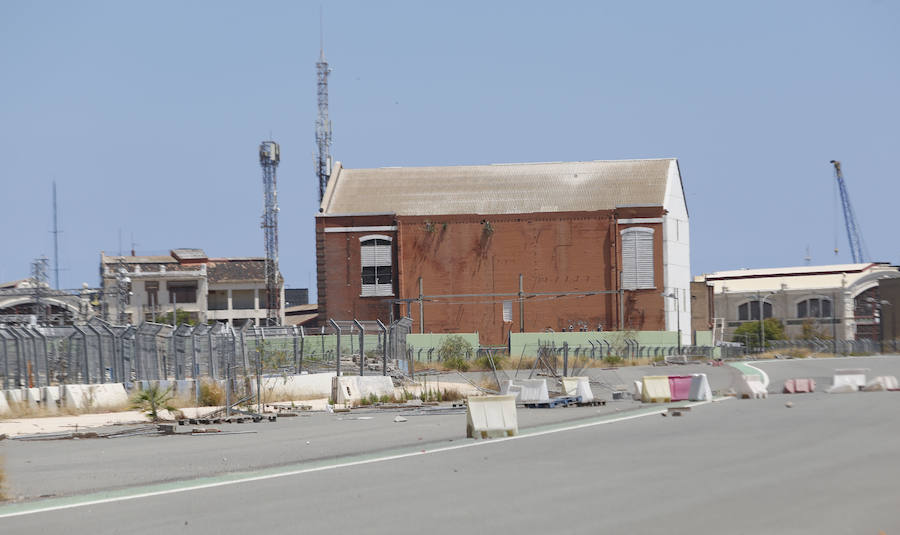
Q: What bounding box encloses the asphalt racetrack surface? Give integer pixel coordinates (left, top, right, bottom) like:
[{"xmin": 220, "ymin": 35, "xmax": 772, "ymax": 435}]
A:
[{"xmin": 2, "ymin": 357, "xmax": 899, "ymax": 534}]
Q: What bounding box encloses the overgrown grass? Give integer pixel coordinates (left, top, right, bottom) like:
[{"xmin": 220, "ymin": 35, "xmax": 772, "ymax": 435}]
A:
[
  {"xmin": 197, "ymin": 379, "xmax": 225, "ymax": 407},
  {"xmin": 352, "ymin": 387, "xmax": 464, "ymax": 406}
]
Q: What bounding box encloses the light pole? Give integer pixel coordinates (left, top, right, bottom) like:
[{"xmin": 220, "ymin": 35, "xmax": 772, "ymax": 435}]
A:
[
  {"xmin": 662, "ymin": 291, "xmax": 681, "ymax": 353},
  {"xmin": 883, "ymin": 300, "xmax": 895, "ymax": 353},
  {"xmin": 756, "ymin": 290, "xmax": 780, "ymax": 355}
]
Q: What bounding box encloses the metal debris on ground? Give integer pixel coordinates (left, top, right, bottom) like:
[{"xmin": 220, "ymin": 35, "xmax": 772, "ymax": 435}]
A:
[{"xmin": 524, "ymin": 396, "xmax": 581, "ymax": 408}]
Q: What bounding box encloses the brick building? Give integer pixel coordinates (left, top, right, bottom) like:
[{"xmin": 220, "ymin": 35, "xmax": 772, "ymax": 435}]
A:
[{"xmin": 316, "ymin": 159, "xmax": 691, "ymax": 345}]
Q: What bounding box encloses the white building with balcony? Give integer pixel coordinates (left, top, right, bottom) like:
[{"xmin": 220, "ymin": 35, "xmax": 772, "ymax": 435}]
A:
[{"xmin": 100, "ymin": 249, "xmax": 284, "ymax": 326}]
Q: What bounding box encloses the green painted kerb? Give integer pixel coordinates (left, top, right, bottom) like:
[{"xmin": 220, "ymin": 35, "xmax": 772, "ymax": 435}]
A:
[{"xmin": 728, "ymin": 361, "xmax": 762, "ymax": 379}]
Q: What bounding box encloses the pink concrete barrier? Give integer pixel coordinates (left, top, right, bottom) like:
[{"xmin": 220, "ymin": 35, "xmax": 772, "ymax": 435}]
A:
[
  {"xmin": 668, "ymin": 375, "xmax": 692, "ymax": 401},
  {"xmin": 784, "ymin": 378, "xmax": 816, "ymax": 394}
]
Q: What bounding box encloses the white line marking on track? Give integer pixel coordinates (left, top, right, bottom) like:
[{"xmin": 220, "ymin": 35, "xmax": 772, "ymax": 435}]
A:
[{"xmin": 0, "ymin": 400, "xmax": 716, "ymax": 519}]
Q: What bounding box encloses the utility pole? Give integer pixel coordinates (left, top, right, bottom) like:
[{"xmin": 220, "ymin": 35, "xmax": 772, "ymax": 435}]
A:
[{"xmin": 758, "ymin": 291, "xmax": 765, "ymax": 354}]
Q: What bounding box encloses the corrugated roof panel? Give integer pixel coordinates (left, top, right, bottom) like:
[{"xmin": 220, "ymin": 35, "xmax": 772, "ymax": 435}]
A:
[{"xmin": 322, "ymin": 159, "xmax": 675, "ymax": 216}]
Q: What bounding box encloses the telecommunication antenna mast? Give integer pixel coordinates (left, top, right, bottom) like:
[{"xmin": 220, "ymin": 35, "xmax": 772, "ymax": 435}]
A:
[
  {"xmin": 315, "ymin": 30, "xmax": 333, "ymax": 204},
  {"xmin": 830, "ymin": 160, "xmax": 869, "ymax": 263},
  {"xmin": 260, "ymin": 141, "xmax": 281, "ymax": 326},
  {"xmin": 51, "ymin": 181, "xmax": 61, "ymax": 289},
  {"xmin": 31, "ymin": 256, "xmax": 49, "ymax": 324}
]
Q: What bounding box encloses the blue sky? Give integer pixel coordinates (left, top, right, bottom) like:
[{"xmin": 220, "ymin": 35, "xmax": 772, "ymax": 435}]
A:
[{"xmin": 1, "ymin": 1, "xmax": 898, "ymax": 299}]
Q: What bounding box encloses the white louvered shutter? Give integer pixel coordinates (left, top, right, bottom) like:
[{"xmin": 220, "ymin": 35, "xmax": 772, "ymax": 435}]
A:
[
  {"xmin": 360, "ymin": 236, "xmax": 393, "ymax": 297},
  {"xmin": 621, "ymin": 228, "xmax": 654, "ymax": 290}
]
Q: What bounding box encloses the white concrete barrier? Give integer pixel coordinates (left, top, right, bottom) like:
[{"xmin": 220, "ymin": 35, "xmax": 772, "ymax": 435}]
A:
[
  {"xmin": 641, "ymin": 376, "xmax": 672, "ymax": 403},
  {"xmin": 689, "ymin": 374, "xmax": 712, "ymax": 401},
  {"xmin": 61, "ymin": 383, "xmax": 129, "ymax": 411},
  {"xmin": 41, "ymin": 386, "xmax": 61, "ymax": 412},
  {"xmin": 514, "ymin": 379, "xmax": 550, "ymax": 403},
  {"xmin": 738, "ymin": 375, "xmax": 767, "ymax": 399},
  {"xmin": 0, "ymin": 392, "xmax": 10, "ymax": 416},
  {"xmin": 829, "ymin": 369, "xmax": 867, "ymax": 393},
  {"xmin": 561, "ymin": 376, "xmax": 593, "ymax": 403},
  {"xmin": 466, "ymin": 395, "xmax": 518, "ymax": 439},
  {"xmin": 5, "ymin": 388, "xmax": 24, "ymax": 405},
  {"xmin": 331, "ymin": 375, "xmax": 394, "ymax": 405},
  {"xmin": 256, "ymin": 373, "xmax": 337, "ymax": 401},
  {"xmin": 633, "ymin": 380, "xmax": 643, "ymax": 401},
  {"xmin": 863, "ymin": 376, "xmax": 899, "ymax": 392},
  {"xmin": 24, "ymin": 387, "xmax": 41, "ymax": 408},
  {"xmin": 500, "ymin": 380, "xmax": 523, "ymax": 400}
]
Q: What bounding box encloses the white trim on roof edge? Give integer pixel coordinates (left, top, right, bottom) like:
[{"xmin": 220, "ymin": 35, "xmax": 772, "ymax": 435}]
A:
[{"xmin": 324, "ymin": 226, "xmax": 398, "ymax": 234}]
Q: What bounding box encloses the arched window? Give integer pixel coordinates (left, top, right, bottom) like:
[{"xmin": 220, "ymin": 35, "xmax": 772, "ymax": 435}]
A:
[
  {"xmin": 796, "ymin": 298, "xmax": 832, "ymax": 318},
  {"xmin": 360, "ymin": 235, "xmax": 393, "ymax": 297},
  {"xmin": 621, "ymin": 227, "xmax": 654, "ymax": 290},
  {"xmin": 738, "ymin": 300, "xmax": 772, "ymax": 321}
]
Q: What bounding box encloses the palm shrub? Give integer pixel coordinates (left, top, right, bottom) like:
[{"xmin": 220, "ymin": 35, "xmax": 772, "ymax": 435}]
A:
[{"xmin": 131, "ymin": 384, "xmax": 176, "ymax": 422}]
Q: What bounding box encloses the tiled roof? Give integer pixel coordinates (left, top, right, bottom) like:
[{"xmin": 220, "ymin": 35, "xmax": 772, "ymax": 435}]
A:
[
  {"xmin": 321, "ymin": 159, "xmax": 678, "ymax": 216},
  {"xmin": 207, "ymin": 259, "xmax": 267, "ymax": 283}
]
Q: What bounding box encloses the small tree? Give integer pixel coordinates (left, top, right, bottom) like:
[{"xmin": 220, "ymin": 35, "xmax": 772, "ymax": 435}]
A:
[
  {"xmin": 732, "ymin": 318, "xmax": 785, "ymax": 350},
  {"xmin": 437, "ymin": 335, "xmax": 473, "ymax": 371},
  {"xmin": 131, "ymin": 383, "xmax": 176, "ymax": 422},
  {"xmin": 154, "ymin": 308, "xmax": 196, "ymax": 326}
]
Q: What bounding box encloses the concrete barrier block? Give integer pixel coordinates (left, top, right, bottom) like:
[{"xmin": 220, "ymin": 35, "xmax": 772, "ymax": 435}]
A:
[
  {"xmin": 831, "ymin": 369, "xmax": 867, "ymax": 391},
  {"xmin": 515, "ymin": 379, "xmax": 550, "ymax": 403},
  {"xmin": 24, "ymin": 387, "xmax": 41, "ymax": 408},
  {"xmin": 466, "ymin": 395, "xmax": 518, "ymax": 439},
  {"xmin": 5, "ymin": 388, "xmax": 24, "ymax": 405},
  {"xmin": 560, "ymin": 377, "xmax": 593, "ymax": 402},
  {"xmin": 641, "ymin": 376, "xmax": 672, "ymax": 403},
  {"xmin": 500, "ymin": 380, "xmax": 523, "ymax": 401},
  {"xmin": 0, "ymin": 392, "xmax": 10, "ymax": 416},
  {"xmin": 668, "ymin": 376, "xmax": 692, "ymax": 401},
  {"xmin": 41, "ymin": 386, "xmax": 61, "ymax": 411},
  {"xmin": 689, "ymin": 374, "xmax": 712, "ymax": 401},
  {"xmin": 863, "ymin": 376, "xmax": 899, "ymax": 392},
  {"xmin": 632, "ymin": 380, "xmax": 643, "ymax": 401},
  {"xmin": 331, "ymin": 375, "xmax": 393, "ymax": 404},
  {"xmin": 738, "ymin": 375, "xmax": 767, "ymax": 399},
  {"xmin": 257, "ymin": 373, "xmax": 336, "ymax": 401},
  {"xmin": 61, "ymin": 383, "xmax": 129, "ymax": 411}
]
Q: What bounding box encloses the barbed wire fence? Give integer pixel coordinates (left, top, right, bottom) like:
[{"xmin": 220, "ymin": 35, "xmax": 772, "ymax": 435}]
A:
[{"xmin": 0, "ymin": 317, "xmax": 414, "ymax": 389}]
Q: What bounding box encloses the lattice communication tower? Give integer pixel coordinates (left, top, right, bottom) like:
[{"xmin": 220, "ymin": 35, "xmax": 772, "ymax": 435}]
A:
[
  {"xmin": 31, "ymin": 256, "xmax": 49, "ymax": 324},
  {"xmin": 260, "ymin": 141, "xmax": 281, "ymax": 326},
  {"xmin": 315, "ymin": 47, "xmax": 333, "ymax": 204}
]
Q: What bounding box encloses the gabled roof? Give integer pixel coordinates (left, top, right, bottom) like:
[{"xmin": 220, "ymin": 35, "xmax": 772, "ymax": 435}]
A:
[{"xmin": 320, "ymin": 159, "xmax": 680, "ymax": 216}]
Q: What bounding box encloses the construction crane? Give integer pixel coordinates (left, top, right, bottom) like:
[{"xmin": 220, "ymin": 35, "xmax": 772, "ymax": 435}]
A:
[{"xmin": 830, "ymin": 160, "xmax": 869, "ymax": 263}]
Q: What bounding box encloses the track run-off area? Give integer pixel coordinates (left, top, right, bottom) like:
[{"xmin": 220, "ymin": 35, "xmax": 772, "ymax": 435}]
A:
[{"xmin": 2, "ymin": 356, "xmax": 899, "ymax": 534}]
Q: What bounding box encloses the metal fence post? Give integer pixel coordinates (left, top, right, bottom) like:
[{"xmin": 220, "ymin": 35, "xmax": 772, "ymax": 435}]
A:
[
  {"xmin": 354, "ymin": 319, "xmax": 365, "ymax": 377},
  {"xmin": 292, "ymin": 326, "xmax": 300, "ymax": 374},
  {"xmin": 563, "ymin": 342, "xmax": 569, "ymax": 377},
  {"xmin": 329, "ymin": 319, "xmax": 342, "ymax": 376},
  {"xmin": 377, "ymin": 320, "xmax": 387, "ymax": 376},
  {"xmin": 0, "ymin": 330, "xmax": 9, "ymax": 389},
  {"xmin": 299, "ymin": 325, "xmax": 305, "ymax": 374}
]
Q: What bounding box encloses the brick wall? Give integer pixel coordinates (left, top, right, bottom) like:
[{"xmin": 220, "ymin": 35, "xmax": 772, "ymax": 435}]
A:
[{"xmin": 317, "ymin": 208, "xmax": 667, "ymax": 345}]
